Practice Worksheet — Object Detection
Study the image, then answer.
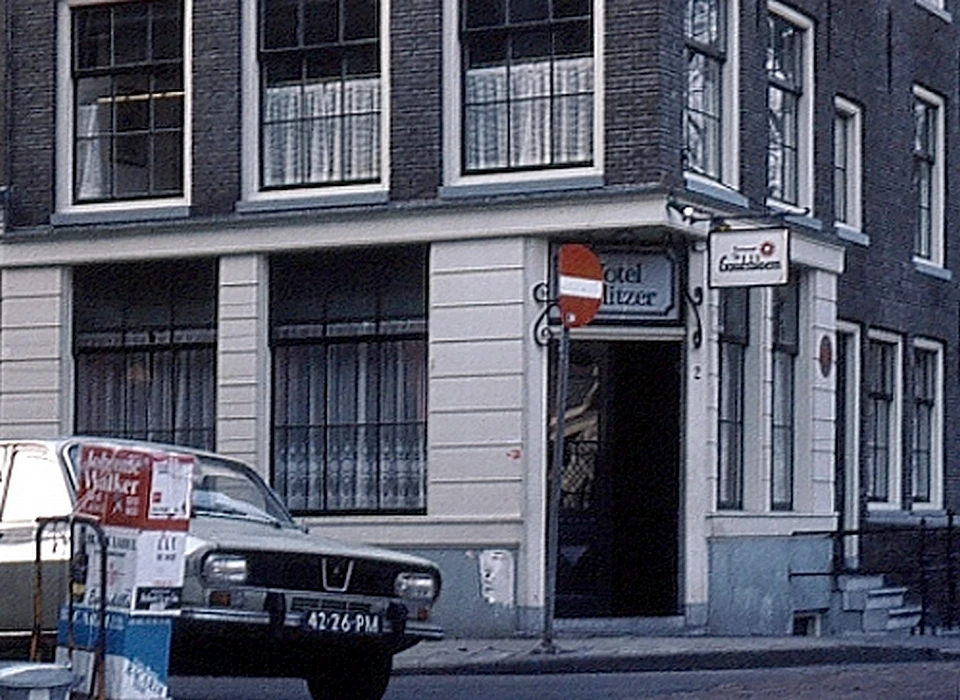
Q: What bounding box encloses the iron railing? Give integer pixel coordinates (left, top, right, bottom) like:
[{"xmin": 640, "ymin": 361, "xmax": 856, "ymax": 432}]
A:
[{"xmin": 804, "ymin": 511, "xmax": 960, "ymax": 634}]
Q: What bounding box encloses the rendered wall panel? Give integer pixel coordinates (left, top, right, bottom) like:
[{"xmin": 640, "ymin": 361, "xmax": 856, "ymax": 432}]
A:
[{"xmin": 431, "ymin": 339, "xmax": 524, "ymax": 377}]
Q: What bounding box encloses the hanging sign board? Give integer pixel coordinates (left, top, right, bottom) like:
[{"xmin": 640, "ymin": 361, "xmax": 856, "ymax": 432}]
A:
[
  {"xmin": 558, "ymin": 244, "xmax": 603, "ymax": 328},
  {"xmin": 709, "ymin": 228, "xmax": 790, "ymax": 287}
]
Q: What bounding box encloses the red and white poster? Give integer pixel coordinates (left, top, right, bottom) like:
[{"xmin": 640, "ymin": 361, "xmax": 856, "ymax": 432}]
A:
[
  {"xmin": 77, "ymin": 444, "xmax": 193, "ymax": 615},
  {"xmin": 77, "ymin": 444, "xmax": 192, "ymax": 532}
]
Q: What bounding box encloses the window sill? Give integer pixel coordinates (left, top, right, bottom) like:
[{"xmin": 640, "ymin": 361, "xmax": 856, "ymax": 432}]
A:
[
  {"xmin": 51, "ymin": 204, "xmax": 190, "ymax": 227},
  {"xmin": 915, "ymin": 0, "xmax": 952, "ymax": 22},
  {"xmin": 441, "ymin": 171, "xmax": 603, "ymax": 199},
  {"xmin": 835, "ymin": 223, "xmax": 869, "ymax": 246},
  {"xmin": 765, "ymin": 199, "xmax": 823, "ymax": 231},
  {"xmin": 868, "ymin": 506, "xmax": 950, "ymax": 526},
  {"xmin": 866, "ymin": 501, "xmax": 903, "ymax": 515},
  {"xmin": 913, "ymin": 257, "xmax": 952, "ymax": 281},
  {"xmin": 683, "ymin": 172, "xmax": 749, "ymax": 209},
  {"xmin": 236, "ymin": 189, "xmax": 389, "ymax": 213}
]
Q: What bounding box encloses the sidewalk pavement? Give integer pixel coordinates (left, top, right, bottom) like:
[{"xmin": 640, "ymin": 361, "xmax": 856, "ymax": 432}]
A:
[{"xmin": 392, "ymin": 631, "xmax": 960, "ymax": 676}]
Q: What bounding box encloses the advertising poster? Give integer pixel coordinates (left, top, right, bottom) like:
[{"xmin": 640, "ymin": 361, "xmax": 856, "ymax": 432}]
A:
[{"xmin": 62, "ymin": 444, "xmax": 195, "ymax": 699}]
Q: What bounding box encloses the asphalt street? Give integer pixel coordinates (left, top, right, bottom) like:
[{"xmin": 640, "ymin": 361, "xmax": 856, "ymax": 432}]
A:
[{"xmin": 167, "ymin": 662, "xmax": 960, "ymax": 700}]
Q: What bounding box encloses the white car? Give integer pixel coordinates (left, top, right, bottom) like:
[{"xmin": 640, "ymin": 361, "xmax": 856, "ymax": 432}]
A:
[{"xmin": 0, "ymin": 437, "xmax": 442, "ymax": 700}]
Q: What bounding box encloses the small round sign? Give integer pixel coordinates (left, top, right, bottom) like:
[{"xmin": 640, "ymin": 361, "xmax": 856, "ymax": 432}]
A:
[{"xmin": 558, "ymin": 244, "xmax": 603, "ymax": 328}]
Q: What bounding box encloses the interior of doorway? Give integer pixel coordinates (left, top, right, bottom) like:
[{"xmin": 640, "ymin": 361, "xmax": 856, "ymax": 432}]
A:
[{"xmin": 554, "ymin": 339, "xmax": 682, "ymax": 618}]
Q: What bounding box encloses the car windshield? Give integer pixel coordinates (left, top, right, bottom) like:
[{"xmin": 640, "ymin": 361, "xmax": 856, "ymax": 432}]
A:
[
  {"xmin": 189, "ymin": 455, "xmax": 296, "ymax": 528},
  {"xmin": 65, "ymin": 441, "xmax": 298, "ymax": 529}
]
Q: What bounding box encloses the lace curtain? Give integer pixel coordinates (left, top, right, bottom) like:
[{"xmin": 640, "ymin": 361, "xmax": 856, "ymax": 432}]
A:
[
  {"xmin": 263, "ymin": 77, "xmax": 381, "ymax": 186},
  {"xmin": 274, "ymin": 338, "xmax": 426, "ymax": 513},
  {"xmin": 465, "ymin": 56, "xmax": 593, "ymax": 171}
]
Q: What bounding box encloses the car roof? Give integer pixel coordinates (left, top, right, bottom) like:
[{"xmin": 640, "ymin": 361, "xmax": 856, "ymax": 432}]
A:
[{"xmin": 1, "ymin": 436, "xmax": 242, "ymax": 463}]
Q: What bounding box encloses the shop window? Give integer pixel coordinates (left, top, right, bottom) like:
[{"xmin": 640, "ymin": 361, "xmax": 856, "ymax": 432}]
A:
[
  {"xmin": 73, "ymin": 260, "xmax": 217, "ymax": 451},
  {"xmin": 270, "ymin": 247, "xmax": 427, "ymax": 514}
]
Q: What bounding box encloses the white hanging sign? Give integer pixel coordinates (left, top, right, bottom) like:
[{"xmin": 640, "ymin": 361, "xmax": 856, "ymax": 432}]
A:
[{"xmin": 708, "ymin": 228, "xmax": 790, "ymax": 287}]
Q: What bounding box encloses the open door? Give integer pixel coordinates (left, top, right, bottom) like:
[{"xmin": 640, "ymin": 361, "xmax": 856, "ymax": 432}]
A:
[{"xmin": 552, "ymin": 340, "xmax": 682, "ymax": 618}]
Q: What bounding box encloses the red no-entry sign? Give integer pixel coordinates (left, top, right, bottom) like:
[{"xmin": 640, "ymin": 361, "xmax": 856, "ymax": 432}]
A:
[{"xmin": 558, "ymin": 243, "xmax": 603, "ymax": 328}]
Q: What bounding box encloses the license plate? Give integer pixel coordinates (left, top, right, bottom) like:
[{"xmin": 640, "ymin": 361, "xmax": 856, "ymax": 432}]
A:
[{"xmin": 302, "ymin": 609, "xmax": 383, "ymax": 635}]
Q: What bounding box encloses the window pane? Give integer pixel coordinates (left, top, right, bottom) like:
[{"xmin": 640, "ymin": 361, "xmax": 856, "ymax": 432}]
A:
[
  {"xmin": 512, "ymin": 29, "xmax": 552, "ymax": 60},
  {"xmin": 554, "ymin": 0, "xmax": 589, "ymax": 18},
  {"xmin": 509, "ymin": 0, "xmax": 549, "ymax": 23},
  {"xmin": 152, "ymin": 2, "xmax": 182, "ymax": 60},
  {"xmin": 465, "ymin": 0, "xmax": 506, "ymax": 28},
  {"xmin": 153, "ymin": 68, "xmax": 184, "ymax": 129},
  {"xmin": 344, "ymin": 0, "xmax": 378, "ymax": 40},
  {"xmin": 264, "ymin": 0, "xmax": 301, "ymax": 49},
  {"xmin": 555, "ymin": 21, "xmax": 591, "ymax": 56},
  {"xmin": 115, "ymin": 73, "xmax": 151, "ymax": 132},
  {"xmin": 153, "ymin": 131, "xmax": 184, "ymax": 192},
  {"xmin": 114, "ymin": 4, "xmax": 150, "ymax": 65},
  {"xmin": 304, "ymin": 0, "xmax": 339, "ymax": 44},
  {"xmin": 75, "ymin": 9, "xmax": 112, "ymax": 70}
]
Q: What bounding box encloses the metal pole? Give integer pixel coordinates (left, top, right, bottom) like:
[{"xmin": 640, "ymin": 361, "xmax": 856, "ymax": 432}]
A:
[{"xmin": 540, "ymin": 324, "xmax": 570, "ymax": 654}]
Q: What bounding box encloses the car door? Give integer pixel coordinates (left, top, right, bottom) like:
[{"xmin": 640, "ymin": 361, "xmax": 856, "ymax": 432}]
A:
[{"xmin": 0, "ymin": 444, "xmax": 75, "ymax": 634}]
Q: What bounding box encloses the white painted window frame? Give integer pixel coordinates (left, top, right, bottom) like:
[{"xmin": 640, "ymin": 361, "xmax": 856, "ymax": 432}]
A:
[
  {"xmin": 865, "ymin": 328, "xmax": 903, "ymax": 511},
  {"xmin": 441, "ymin": 0, "xmax": 604, "ymax": 194},
  {"xmin": 765, "ymin": 1, "xmax": 814, "ymax": 216},
  {"xmin": 833, "ymin": 96, "xmax": 863, "ymax": 234},
  {"xmin": 239, "ymin": 0, "xmax": 391, "ymax": 207},
  {"xmin": 54, "ymin": 0, "xmax": 193, "ymax": 216},
  {"xmin": 912, "ymin": 85, "xmax": 945, "ymax": 269},
  {"xmin": 684, "ymin": 0, "xmax": 740, "ymax": 194},
  {"xmin": 911, "ymin": 337, "xmax": 944, "ymax": 511}
]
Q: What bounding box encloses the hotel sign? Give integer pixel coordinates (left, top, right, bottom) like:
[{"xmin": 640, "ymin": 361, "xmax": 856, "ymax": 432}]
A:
[
  {"xmin": 595, "ymin": 249, "xmax": 678, "ymax": 323},
  {"xmin": 709, "ymin": 228, "xmax": 790, "ymax": 287}
]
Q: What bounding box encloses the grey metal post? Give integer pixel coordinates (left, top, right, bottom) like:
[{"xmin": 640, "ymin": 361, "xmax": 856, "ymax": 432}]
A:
[{"xmin": 540, "ymin": 324, "xmax": 570, "ymax": 654}]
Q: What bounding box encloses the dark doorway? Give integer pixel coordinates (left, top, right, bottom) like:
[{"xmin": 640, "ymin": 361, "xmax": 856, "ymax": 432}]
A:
[{"xmin": 552, "ymin": 340, "xmax": 682, "ymax": 618}]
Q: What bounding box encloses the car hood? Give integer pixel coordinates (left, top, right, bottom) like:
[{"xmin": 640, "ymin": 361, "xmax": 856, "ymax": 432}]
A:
[{"xmin": 186, "ymin": 516, "xmax": 439, "ymax": 571}]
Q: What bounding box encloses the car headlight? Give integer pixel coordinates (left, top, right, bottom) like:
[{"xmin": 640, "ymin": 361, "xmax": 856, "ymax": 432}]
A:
[
  {"xmin": 395, "ymin": 572, "xmax": 437, "ymax": 601},
  {"xmin": 203, "ymin": 553, "xmax": 248, "ymax": 584}
]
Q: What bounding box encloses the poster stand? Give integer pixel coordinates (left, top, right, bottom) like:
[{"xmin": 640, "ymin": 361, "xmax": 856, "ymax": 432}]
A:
[{"xmin": 55, "ymin": 444, "xmax": 194, "ymax": 700}]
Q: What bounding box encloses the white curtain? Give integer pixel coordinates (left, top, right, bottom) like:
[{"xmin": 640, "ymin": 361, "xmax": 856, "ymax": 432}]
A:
[
  {"xmin": 273, "ymin": 338, "xmax": 427, "ymax": 513},
  {"xmin": 75, "ymin": 101, "xmax": 111, "ymax": 200},
  {"xmin": 465, "ymin": 56, "xmax": 593, "ymax": 171},
  {"xmin": 75, "ymin": 346, "xmax": 216, "ymax": 452},
  {"xmin": 263, "ymin": 77, "xmax": 381, "ymax": 187}
]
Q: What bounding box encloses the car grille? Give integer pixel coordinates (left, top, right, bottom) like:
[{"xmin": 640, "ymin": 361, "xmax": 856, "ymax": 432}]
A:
[{"xmin": 236, "ymin": 552, "xmax": 433, "ymax": 597}]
